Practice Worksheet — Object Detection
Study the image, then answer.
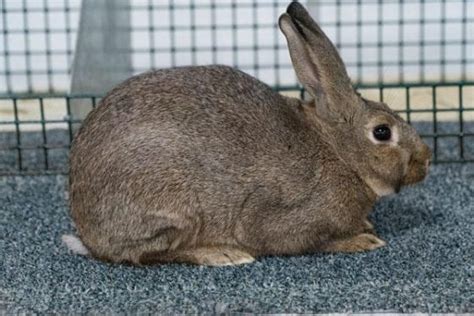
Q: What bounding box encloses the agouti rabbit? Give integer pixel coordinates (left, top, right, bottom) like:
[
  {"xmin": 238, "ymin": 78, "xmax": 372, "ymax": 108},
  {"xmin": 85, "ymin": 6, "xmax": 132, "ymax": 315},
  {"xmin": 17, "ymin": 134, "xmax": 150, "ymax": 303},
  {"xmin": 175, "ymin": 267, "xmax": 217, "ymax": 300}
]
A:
[{"xmin": 64, "ymin": 2, "xmax": 431, "ymax": 266}]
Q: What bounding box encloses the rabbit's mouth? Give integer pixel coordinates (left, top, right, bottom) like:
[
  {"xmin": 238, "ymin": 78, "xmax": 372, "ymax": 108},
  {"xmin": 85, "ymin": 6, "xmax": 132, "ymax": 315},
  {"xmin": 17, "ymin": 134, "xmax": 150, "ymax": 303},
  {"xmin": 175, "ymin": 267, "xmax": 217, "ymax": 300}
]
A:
[
  {"xmin": 402, "ymin": 142, "xmax": 432, "ymax": 186},
  {"xmin": 402, "ymin": 158, "xmax": 430, "ymax": 186}
]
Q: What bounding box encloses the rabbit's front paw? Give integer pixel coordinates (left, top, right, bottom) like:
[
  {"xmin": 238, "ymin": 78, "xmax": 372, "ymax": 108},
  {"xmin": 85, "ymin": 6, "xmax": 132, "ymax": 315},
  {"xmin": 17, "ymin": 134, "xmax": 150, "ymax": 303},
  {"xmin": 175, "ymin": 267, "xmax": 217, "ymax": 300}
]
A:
[{"xmin": 321, "ymin": 233, "xmax": 386, "ymax": 253}]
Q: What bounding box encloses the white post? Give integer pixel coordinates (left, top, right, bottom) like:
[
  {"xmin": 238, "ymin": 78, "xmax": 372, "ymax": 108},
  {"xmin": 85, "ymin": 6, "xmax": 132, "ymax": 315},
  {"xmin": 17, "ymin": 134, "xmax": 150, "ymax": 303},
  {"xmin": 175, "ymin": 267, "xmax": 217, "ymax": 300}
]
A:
[{"xmin": 70, "ymin": 0, "xmax": 132, "ymax": 126}]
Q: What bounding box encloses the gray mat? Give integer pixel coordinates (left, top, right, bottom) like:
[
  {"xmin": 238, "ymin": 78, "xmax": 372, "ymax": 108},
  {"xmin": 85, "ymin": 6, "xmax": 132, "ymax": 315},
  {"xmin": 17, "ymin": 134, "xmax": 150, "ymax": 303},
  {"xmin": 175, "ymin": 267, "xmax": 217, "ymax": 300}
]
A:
[{"xmin": 1, "ymin": 164, "xmax": 473, "ymax": 314}]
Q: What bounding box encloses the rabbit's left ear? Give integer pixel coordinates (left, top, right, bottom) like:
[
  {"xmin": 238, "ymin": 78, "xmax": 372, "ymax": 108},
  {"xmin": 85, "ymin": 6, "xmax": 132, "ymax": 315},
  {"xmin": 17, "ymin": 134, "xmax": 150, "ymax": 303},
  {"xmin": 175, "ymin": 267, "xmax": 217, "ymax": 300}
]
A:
[{"xmin": 279, "ymin": 2, "xmax": 361, "ymax": 122}]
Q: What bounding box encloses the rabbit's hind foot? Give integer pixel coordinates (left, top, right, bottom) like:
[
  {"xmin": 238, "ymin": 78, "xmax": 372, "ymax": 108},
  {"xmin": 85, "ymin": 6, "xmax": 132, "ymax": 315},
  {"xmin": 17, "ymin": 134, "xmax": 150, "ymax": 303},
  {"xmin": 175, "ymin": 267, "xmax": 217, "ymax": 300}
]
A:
[
  {"xmin": 139, "ymin": 246, "xmax": 255, "ymax": 266},
  {"xmin": 321, "ymin": 233, "xmax": 386, "ymax": 253},
  {"xmin": 362, "ymin": 219, "xmax": 376, "ymax": 234}
]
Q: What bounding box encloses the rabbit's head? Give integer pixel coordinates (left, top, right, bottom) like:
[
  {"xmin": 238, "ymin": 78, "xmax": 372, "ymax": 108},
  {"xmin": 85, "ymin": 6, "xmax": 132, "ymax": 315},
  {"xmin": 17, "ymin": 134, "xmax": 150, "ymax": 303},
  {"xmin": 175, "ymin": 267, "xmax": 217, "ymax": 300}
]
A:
[{"xmin": 280, "ymin": 2, "xmax": 431, "ymax": 197}]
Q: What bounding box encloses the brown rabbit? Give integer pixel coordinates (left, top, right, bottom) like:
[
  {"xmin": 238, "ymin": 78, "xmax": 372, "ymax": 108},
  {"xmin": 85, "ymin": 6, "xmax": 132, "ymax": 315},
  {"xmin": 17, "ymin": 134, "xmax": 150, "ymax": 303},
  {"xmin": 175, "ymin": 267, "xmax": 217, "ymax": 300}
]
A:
[{"xmin": 63, "ymin": 2, "xmax": 431, "ymax": 266}]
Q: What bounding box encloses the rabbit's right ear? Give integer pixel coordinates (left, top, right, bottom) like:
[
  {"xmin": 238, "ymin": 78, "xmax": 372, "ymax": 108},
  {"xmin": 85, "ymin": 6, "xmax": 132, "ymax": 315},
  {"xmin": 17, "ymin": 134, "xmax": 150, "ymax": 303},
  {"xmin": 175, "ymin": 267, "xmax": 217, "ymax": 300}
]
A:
[
  {"xmin": 279, "ymin": 13, "xmax": 328, "ymax": 112},
  {"xmin": 279, "ymin": 3, "xmax": 360, "ymax": 122}
]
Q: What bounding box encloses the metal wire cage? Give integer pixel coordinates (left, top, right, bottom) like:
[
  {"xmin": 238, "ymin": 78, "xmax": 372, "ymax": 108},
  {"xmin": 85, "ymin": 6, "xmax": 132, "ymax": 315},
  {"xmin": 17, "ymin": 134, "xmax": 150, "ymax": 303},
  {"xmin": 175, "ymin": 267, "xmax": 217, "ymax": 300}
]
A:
[{"xmin": 0, "ymin": 0, "xmax": 473, "ymax": 175}]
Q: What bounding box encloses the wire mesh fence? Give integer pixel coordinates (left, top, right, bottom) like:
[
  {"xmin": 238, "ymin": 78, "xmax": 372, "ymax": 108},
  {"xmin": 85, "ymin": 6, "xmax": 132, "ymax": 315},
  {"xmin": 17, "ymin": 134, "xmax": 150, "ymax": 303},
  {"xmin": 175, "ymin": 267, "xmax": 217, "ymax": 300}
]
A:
[
  {"xmin": 1, "ymin": 82, "xmax": 473, "ymax": 175},
  {"xmin": 0, "ymin": 0, "xmax": 473, "ymax": 175}
]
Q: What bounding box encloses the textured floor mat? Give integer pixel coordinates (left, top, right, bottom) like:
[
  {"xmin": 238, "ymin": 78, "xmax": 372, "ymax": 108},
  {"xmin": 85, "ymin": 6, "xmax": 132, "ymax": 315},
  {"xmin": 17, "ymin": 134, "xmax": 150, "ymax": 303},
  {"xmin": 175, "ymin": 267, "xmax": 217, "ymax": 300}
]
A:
[{"xmin": 1, "ymin": 164, "xmax": 473, "ymax": 313}]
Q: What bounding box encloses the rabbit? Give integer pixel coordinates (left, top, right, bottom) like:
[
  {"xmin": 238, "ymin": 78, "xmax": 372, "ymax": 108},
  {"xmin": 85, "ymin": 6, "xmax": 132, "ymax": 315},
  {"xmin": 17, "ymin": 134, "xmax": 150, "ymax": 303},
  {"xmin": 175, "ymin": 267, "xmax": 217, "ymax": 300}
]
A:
[{"xmin": 64, "ymin": 2, "xmax": 431, "ymax": 266}]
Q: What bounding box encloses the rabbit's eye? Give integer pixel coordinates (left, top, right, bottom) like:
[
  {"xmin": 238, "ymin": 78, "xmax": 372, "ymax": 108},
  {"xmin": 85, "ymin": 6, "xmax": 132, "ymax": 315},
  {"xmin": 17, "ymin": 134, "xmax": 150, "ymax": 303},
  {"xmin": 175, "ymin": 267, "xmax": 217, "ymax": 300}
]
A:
[{"xmin": 373, "ymin": 125, "xmax": 391, "ymax": 141}]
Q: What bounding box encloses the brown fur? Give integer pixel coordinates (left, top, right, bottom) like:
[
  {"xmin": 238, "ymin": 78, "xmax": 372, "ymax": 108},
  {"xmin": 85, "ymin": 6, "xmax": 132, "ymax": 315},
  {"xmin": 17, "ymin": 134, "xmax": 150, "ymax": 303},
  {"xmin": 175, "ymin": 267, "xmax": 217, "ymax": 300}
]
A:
[{"xmin": 68, "ymin": 2, "xmax": 431, "ymax": 266}]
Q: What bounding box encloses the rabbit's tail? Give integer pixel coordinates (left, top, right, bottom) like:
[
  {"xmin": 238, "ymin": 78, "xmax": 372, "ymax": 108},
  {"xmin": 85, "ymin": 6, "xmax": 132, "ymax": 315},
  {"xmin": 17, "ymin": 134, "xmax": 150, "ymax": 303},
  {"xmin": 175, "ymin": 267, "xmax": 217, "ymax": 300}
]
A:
[{"xmin": 62, "ymin": 234, "xmax": 90, "ymax": 256}]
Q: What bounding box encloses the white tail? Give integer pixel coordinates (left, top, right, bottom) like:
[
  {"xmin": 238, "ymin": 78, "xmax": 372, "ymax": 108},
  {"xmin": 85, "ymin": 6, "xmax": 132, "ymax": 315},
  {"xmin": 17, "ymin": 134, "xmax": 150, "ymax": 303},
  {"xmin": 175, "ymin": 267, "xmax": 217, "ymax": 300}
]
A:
[{"xmin": 62, "ymin": 234, "xmax": 90, "ymax": 256}]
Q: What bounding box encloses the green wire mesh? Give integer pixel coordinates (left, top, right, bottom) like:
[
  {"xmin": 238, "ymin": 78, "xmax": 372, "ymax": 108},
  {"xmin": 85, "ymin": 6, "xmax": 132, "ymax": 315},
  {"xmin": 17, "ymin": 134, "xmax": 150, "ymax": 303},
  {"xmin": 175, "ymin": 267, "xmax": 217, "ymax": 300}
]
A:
[
  {"xmin": 0, "ymin": 0, "xmax": 473, "ymax": 174},
  {"xmin": 1, "ymin": 82, "xmax": 473, "ymax": 175}
]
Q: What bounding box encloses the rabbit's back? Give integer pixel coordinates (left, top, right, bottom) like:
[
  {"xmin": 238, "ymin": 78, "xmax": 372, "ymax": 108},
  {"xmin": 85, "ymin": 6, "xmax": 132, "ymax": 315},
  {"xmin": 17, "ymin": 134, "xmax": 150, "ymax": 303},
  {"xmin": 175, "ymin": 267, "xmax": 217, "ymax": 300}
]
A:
[
  {"xmin": 72, "ymin": 65, "xmax": 319, "ymax": 180},
  {"xmin": 81, "ymin": 65, "xmax": 304, "ymax": 146}
]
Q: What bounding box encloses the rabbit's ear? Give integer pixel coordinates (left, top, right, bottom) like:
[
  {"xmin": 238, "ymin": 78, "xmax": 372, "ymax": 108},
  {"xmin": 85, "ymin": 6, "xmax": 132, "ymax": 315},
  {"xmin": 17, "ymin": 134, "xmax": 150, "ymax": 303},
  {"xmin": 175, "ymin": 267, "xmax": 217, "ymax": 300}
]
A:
[
  {"xmin": 280, "ymin": 2, "xmax": 360, "ymax": 121},
  {"xmin": 279, "ymin": 13, "xmax": 328, "ymax": 109}
]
